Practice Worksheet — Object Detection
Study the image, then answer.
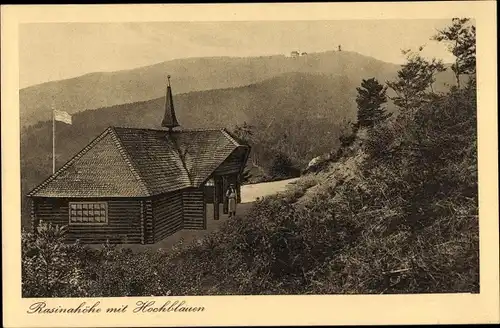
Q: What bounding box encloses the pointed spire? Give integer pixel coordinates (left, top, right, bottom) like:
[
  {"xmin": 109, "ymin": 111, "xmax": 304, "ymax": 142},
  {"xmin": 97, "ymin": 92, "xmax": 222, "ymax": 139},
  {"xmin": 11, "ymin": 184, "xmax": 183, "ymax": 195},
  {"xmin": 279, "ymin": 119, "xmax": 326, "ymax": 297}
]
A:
[{"xmin": 161, "ymin": 75, "xmax": 180, "ymax": 130}]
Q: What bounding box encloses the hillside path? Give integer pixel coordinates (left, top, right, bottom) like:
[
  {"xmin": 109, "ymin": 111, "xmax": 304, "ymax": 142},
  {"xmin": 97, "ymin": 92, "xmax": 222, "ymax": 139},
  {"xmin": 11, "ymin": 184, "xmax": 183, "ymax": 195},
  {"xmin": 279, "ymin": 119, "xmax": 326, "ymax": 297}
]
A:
[{"xmin": 241, "ymin": 178, "xmax": 300, "ymax": 203}]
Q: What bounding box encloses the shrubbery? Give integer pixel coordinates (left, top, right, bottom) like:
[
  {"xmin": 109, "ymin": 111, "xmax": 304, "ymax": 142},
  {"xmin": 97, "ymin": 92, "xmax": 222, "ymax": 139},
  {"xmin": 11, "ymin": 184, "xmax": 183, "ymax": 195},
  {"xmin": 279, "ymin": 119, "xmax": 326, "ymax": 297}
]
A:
[
  {"xmin": 325, "ymin": 84, "xmax": 478, "ymax": 294},
  {"xmin": 269, "ymin": 152, "xmax": 301, "ymax": 179},
  {"xmin": 22, "ymin": 224, "xmax": 91, "ymax": 297}
]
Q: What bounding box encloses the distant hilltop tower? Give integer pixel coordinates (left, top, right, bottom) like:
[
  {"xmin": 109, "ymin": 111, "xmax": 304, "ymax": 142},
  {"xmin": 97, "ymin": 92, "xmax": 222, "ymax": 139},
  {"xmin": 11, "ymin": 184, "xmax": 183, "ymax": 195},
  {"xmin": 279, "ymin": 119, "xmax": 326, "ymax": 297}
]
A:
[
  {"xmin": 161, "ymin": 75, "xmax": 180, "ymax": 131},
  {"xmin": 289, "ymin": 50, "xmax": 307, "ymax": 58}
]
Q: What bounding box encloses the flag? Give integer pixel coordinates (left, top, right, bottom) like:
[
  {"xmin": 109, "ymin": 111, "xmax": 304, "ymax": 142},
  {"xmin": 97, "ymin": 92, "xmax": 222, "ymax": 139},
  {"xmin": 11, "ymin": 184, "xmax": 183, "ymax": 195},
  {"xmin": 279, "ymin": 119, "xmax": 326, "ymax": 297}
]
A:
[{"xmin": 54, "ymin": 110, "xmax": 72, "ymax": 125}]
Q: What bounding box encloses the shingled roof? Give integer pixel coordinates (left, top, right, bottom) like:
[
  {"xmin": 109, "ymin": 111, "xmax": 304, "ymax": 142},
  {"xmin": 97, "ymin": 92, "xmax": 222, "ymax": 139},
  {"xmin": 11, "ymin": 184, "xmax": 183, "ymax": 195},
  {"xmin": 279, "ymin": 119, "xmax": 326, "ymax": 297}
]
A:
[{"xmin": 27, "ymin": 126, "xmax": 248, "ymax": 198}]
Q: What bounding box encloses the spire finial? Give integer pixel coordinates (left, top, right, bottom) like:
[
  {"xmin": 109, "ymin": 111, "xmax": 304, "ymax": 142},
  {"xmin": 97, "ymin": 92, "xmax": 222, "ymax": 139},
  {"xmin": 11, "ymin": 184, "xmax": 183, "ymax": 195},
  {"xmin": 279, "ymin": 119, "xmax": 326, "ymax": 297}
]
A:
[{"xmin": 162, "ymin": 74, "xmax": 180, "ymax": 130}]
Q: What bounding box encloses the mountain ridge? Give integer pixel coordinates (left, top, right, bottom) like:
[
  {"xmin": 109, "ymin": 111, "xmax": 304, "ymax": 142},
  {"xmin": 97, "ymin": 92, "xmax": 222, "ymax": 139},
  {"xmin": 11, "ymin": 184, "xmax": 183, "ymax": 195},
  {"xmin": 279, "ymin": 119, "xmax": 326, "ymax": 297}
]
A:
[
  {"xmin": 20, "ymin": 51, "xmax": 401, "ymax": 127},
  {"xmin": 21, "ymin": 50, "xmax": 398, "ymax": 90}
]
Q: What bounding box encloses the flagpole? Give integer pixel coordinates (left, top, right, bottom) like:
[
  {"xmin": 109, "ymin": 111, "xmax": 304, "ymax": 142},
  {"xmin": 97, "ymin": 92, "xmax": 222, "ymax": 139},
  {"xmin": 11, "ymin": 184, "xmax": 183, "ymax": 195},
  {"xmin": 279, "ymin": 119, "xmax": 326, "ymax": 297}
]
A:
[{"xmin": 52, "ymin": 109, "xmax": 55, "ymax": 174}]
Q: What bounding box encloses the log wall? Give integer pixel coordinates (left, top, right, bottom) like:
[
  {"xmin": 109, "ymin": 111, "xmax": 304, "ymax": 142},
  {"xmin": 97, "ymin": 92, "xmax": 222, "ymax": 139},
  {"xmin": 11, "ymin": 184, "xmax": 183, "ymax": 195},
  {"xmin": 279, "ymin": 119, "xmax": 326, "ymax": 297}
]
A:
[
  {"xmin": 182, "ymin": 188, "xmax": 206, "ymax": 230},
  {"xmin": 151, "ymin": 191, "xmax": 183, "ymax": 242},
  {"xmin": 144, "ymin": 199, "xmax": 154, "ymax": 244},
  {"xmin": 32, "ymin": 188, "xmax": 208, "ymax": 244},
  {"xmin": 32, "ymin": 197, "xmax": 142, "ymax": 244}
]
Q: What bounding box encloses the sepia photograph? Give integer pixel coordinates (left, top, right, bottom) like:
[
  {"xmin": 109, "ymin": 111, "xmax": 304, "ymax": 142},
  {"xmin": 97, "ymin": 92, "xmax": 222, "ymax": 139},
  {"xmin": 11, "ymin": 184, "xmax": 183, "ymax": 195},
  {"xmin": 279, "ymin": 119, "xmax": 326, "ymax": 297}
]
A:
[
  {"xmin": 19, "ymin": 17, "xmax": 481, "ymax": 298},
  {"xmin": 2, "ymin": 2, "xmax": 499, "ymax": 327}
]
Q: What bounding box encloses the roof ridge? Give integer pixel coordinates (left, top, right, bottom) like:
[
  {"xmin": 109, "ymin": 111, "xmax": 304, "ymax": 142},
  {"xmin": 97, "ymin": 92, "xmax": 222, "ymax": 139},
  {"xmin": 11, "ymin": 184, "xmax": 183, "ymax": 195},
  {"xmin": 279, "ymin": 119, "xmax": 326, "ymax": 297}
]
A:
[
  {"xmin": 111, "ymin": 126, "xmax": 157, "ymax": 131},
  {"xmin": 177, "ymin": 127, "xmax": 225, "ymax": 132},
  {"xmin": 220, "ymin": 128, "xmax": 241, "ymax": 147},
  {"xmin": 108, "ymin": 127, "xmax": 151, "ymax": 196},
  {"xmin": 111, "ymin": 126, "xmax": 226, "ymax": 133},
  {"xmin": 27, "ymin": 127, "xmax": 114, "ymax": 197}
]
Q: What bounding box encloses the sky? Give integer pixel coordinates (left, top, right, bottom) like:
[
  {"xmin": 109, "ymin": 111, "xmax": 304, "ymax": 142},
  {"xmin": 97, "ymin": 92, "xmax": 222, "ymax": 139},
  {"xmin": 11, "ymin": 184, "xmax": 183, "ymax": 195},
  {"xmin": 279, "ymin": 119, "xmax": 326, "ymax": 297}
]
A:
[{"xmin": 19, "ymin": 19, "xmax": 456, "ymax": 88}]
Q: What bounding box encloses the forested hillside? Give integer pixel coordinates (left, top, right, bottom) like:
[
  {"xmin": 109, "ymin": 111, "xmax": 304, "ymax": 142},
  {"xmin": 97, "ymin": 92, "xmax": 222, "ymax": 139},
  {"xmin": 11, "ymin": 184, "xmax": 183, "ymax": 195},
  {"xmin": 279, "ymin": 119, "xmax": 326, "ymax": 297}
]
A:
[{"xmin": 20, "ymin": 50, "xmax": 415, "ymax": 127}]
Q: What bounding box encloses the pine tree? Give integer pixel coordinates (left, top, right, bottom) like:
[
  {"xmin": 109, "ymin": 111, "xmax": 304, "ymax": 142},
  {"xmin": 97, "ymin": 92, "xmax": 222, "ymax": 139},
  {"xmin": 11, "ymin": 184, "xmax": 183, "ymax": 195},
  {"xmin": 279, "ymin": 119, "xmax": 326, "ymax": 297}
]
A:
[
  {"xmin": 433, "ymin": 18, "xmax": 476, "ymax": 88},
  {"xmin": 355, "ymin": 78, "xmax": 390, "ymax": 128}
]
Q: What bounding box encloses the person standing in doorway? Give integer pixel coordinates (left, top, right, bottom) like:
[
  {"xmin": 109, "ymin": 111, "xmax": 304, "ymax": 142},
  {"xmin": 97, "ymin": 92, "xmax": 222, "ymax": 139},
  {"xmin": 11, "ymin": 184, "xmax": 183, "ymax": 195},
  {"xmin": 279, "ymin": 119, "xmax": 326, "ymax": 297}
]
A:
[{"xmin": 226, "ymin": 184, "xmax": 237, "ymax": 218}]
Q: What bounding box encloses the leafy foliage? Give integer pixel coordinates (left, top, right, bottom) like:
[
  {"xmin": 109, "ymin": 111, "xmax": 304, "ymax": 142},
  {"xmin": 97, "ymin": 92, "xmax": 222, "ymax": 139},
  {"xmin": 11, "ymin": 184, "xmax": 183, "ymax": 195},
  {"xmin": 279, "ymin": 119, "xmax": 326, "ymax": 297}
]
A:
[
  {"xmin": 433, "ymin": 18, "xmax": 476, "ymax": 88},
  {"xmin": 22, "ymin": 223, "xmax": 92, "ymax": 297},
  {"xmin": 269, "ymin": 152, "xmax": 301, "ymax": 179},
  {"xmin": 240, "ymin": 169, "xmax": 253, "ymax": 184},
  {"xmin": 233, "ymin": 121, "xmax": 255, "ymax": 145},
  {"xmin": 386, "ymin": 48, "xmax": 446, "ymax": 113}
]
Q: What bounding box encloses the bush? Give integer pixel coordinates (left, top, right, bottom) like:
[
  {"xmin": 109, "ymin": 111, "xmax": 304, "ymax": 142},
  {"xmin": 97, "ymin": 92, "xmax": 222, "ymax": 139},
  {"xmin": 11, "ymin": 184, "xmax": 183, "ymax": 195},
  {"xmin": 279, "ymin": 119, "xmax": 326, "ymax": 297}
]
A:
[
  {"xmin": 269, "ymin": 152, "xmax": 301, "ymax": 179},
  {"xmin": 321, "ymin": 84, "xmax": 480, "ymax": 293},
  {"xmin": 22, "ymin": 222, "xmax": 92, "ymax": 297}
]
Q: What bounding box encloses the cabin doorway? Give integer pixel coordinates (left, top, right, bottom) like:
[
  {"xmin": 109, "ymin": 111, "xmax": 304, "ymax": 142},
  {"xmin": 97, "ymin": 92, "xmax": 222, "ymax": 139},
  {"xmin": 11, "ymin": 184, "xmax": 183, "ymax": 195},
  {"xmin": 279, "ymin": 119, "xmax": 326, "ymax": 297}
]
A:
[
  {"xmin": 203, "ymin": 178, "xmax": 219, "ymax": 222},
  {"xmin": 203, "ymin": 174, "xmax": 240, "ymax": 222}
]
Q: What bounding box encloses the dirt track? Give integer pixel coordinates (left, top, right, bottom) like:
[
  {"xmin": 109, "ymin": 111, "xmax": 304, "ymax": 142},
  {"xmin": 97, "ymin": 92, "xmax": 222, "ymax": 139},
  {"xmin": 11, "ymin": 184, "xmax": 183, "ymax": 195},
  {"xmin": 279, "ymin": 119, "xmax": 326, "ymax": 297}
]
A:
[{"xmin": 241, "ymin": 178, "xmax": 300, "ymax": 203}]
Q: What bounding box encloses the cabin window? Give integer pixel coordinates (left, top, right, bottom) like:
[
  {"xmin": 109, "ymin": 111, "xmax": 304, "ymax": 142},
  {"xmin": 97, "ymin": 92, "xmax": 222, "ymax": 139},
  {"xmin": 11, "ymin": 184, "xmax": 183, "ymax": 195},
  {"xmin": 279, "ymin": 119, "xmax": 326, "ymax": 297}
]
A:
[
  {"xmin": 68, "ymin": 202, "xmax": 108, "ymax": 225},
  {"xmin": 205, "ymin": 179, "xmax": 215, "ymax": 186}
]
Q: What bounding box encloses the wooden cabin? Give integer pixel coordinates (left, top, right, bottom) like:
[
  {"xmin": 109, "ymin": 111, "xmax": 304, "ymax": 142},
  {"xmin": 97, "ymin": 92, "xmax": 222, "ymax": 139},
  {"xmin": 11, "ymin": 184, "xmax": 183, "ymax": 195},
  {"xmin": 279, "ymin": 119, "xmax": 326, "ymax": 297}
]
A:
[{"xmin": 27, "ymin": 76, "xmax": 250, "ymax": 244}]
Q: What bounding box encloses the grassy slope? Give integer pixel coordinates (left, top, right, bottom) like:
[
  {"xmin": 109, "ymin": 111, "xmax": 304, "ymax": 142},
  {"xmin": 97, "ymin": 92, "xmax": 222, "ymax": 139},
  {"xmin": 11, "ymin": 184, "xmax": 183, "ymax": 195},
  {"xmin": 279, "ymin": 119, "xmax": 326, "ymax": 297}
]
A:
[{"xmin": 149, "ymin": 84, "xmax": 478, "ymax": 295}]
